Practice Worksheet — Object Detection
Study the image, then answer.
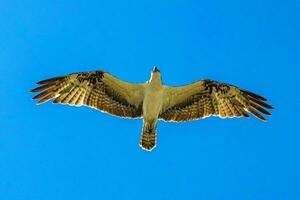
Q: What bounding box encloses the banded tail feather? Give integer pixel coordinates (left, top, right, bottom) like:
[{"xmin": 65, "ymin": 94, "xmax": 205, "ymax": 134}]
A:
[{"xmin": 139, "ymin": 120, "xmax": 157, "ymax": 151}]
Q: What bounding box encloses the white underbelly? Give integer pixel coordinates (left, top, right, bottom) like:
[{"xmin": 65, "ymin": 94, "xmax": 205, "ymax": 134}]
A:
[{"xmin": 143, "ymin": 89, "xmax": 163, "ymax": 120}]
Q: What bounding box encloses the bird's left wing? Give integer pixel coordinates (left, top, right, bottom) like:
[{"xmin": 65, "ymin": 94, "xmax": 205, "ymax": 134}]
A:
[
  {"xmin": 160, "ymin": 79, "xmax": 273, "ymax": 121},
  {"xmin": 31, "ymin": 70, "xmax": 145, "ymax": 118}
]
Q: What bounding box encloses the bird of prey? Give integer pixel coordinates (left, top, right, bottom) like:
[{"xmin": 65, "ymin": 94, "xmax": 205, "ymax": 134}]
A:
[{"xmin": 31, "ymin": 67, "xmax": 273, "ymax": 151}]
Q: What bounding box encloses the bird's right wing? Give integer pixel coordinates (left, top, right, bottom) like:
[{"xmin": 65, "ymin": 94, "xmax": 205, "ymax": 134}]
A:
[
  {"xmin": 160, "ymin": 79, "xmax": 273, "ymax": 121},
  {"xmin": 31, "ymin": 70, "xmax": 145, "ymax": 118}
]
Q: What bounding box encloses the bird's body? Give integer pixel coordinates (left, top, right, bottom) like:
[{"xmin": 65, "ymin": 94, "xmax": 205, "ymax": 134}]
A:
[
  {"xmin": 31, "ymin": 67, "xmax": 273, "ymax": 151},
  {"xmin": 143, "ymin": 72, "xmax": 164, "ymax": 121}
]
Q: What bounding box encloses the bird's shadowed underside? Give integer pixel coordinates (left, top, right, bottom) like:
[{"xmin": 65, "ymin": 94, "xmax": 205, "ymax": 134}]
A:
[{"xmin": 30, "ymin": 68, "xmax": 274, "ymax": 151}]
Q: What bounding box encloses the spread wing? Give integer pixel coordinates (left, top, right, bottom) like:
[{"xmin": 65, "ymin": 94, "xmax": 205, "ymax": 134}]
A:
[
  {"xmin": 31, "ymin": 70, "xmax": 145, "ymax": 118},
  {"xmin": 160, "ymin": 80, "xmax": 273, "ymax": 121}
]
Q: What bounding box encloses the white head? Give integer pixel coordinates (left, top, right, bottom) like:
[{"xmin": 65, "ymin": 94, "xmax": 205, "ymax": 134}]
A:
[{"xmin": 150, "ymin": 66, "xmax": 162, "ymax": 83}]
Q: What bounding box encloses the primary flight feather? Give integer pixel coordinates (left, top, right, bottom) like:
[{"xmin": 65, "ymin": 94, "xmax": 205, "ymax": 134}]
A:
[{"xmin": 31, "ymin": 67, "xmax": 273, "ymax": 151}]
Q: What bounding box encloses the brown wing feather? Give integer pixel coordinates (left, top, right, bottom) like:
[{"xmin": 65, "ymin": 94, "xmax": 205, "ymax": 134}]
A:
[
  {"xmin": 160, "ymin": 80, "xmax": 273, "ymax": 122},
  {"xmin": 31, "ymin": 70, "xmax": 144, "ymax": 118}
]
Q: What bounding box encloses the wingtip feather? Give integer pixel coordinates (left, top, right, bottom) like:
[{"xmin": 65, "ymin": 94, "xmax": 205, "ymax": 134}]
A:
[
  {"xmin": 243, "ymin": 90, "xmax": 267, "ymax": 101},
  {"xmin": 250, "ymin": 102, "xmax": 272, "ymax": 116},
  {"xmin": 247, "ymin": 107, "xmax": 266, "ymax": 121},
  {"xmin": 30, "ymin": 84, "xmax": 54, "ymax": 93},
  {"xmin": 36, "ymin": 76, "xmax": 64, "ymax": 85}
]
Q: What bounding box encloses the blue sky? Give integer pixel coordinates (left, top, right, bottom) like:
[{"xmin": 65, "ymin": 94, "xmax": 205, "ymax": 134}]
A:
[{"xmin": 0, "ymin": 0, "xmax": 299, "ymax": 199}]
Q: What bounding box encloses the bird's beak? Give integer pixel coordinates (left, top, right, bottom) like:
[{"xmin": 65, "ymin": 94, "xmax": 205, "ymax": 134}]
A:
[{"xmin": 152, "ymin": 66, "xmax": 160, "ymax": 73}]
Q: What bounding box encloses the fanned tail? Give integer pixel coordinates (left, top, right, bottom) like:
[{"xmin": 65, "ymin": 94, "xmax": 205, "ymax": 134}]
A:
[{"xmin": 139, "ymin": 120, "xmax": 157, "ymax": 151}]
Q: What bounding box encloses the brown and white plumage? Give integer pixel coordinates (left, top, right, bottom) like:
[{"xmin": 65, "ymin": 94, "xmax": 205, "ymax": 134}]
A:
[
  {"xmin": 160, "ymin": 80, "xmax": 273, "ymax": 122},
  {"xmin": 31, "ymin": 71, "xmax": 144, "ymax": 118},
  {"xmin": 31, "ymin": 67, "xmax": 273, "ymax": 151}
]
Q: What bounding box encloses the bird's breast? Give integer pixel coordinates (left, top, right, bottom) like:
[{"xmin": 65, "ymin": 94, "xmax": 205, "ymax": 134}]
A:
[{"xmin": 143, "ymin": 86, "xmax": 164, "ymax": 120}]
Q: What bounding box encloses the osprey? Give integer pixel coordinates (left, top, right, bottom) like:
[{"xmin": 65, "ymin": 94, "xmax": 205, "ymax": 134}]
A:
[{"xmin": 31, "ymin": 67, "xmax": 273, "ymax": 151}]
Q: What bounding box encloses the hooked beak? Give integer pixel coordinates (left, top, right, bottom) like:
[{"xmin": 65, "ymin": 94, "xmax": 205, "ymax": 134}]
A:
[{"xmin": 152, "ymin": 66, "xmax": 160, "ymax": 73}]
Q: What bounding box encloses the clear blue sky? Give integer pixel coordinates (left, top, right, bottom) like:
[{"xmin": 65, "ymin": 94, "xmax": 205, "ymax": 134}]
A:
[{"xmin": 0, "ymin": 0, "xmax": 299, "ymax": 199}]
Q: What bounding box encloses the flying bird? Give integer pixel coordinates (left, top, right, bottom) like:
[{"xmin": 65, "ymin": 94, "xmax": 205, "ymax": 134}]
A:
[{"xmin": 31, "ymin": 67, "xmax": 273, "ymax": 151}]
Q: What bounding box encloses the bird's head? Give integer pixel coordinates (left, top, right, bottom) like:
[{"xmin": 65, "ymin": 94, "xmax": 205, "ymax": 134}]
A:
[
  {"xmin": 152, "ymin": 66, "xmax": 160, "ymax": 73},
  {"xmin": 150, "ymin": 66, "xmax": 162, "ymax": 83}
]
